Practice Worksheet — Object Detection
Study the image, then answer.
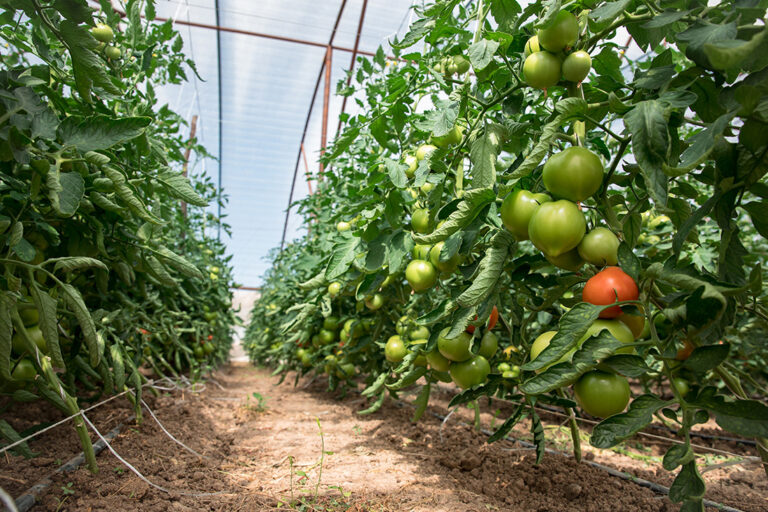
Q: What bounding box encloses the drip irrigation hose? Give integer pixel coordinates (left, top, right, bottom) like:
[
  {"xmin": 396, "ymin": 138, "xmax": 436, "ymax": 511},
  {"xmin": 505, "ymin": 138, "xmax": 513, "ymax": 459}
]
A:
[{"xmin": 13, "ymin": 424, "xmax": 123, "ymax": 512}]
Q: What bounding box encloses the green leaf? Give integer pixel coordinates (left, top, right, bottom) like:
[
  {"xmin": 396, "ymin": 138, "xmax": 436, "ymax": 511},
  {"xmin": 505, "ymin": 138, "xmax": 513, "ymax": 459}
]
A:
[
  {"xmin": 0, "ymin": 295, "xmax": 13, "ymax": 381},
  {"xmin": 742, "ymin": 201, "xmax": 768, "ymax": 239},
  {"xmin": 412, "ymin": 383, "xmax": 430, "ymax": 423},
  {"xmin": 599, "ymin": 354, "xmax": 652, "ymax": 378},
  {"xmin": 467, "ymin": 39, "xmax": 500, "ymax": 70},
  {"xmin": 521, "ymin": 303, "xmax": 604, "ymax": 372},
  {"xmin": 623, "ymin": 100, "xmax": 670, "ymax": 206},
  {"xmin": 530, "ymin": 407, "xmax": 545, "ymax": 463},
  {"xmin": 487, "ymin": 405, "xmax": 525, "ymax": 443},
  {"xmin": 110, "ymin": 344, "xmax": 125, "ymax": 391},
  {"xmin": 0, "ymin": 419, "xmax": 36, "ymax": 458},
  {"xmin": 49, "ymin": 256, "xmax": 108, "ymax": 273},
  {"xmin": 456, "ymin": 230, "xmax": 514, "ymax": 307},
  {"xmin": 53, "ymin": 0, "xmax": 93, "ymax": 23},
  {"xmin": 58, "ymin": 116, "xmax": 151, "ymax": 152},
  {"xmin": 642, "ymin": 9, "xmax": 690, "ymax": 29},
  {"xmin": 47, "ymin": 171, "xmax": 84, "ymax": 217},
  {"xmin": 29, "ymin": 286, "xmax": 64, "ymax": 368},
  {"xmin": 153, "ymin": 245, "xmax": 204, "ymax": 279},
  {"xmin": 679, "ymin": 112, "xmax": 734, "ymax": 168},
  {"xmin": 449, "ymin": 376, "xmax": 501, "ymax": 408},
  {"xmin": 663, "ymin": 443, "xmax": 695, "ymax": 471},
  {"xmin": 682, "ymin": 344, "xmax": 730, "ymax": 374},
  {"xmin": 385, "ymin": 159, "xmax": 408, "ymax": 189},
  {"xmin": 676, "ymin": 22, "xmax": 737, "ymax": 69},
  {"xmin": 669, "ymin": 462, "xmax": 706, "ymax": 503},
  {"xmin": 392, "ymin": 17, "xmax": 435, "ymax": 49},
  {"xmin": 60, "ymin": 283, "xmax": 100, "ymax": 367},
  {"xmin": 590, "ymin": 394, "xmax": 669, "ymax": 448},
  {"xmin": 386, "ymin": 366, "xmax": 426, "ymax": 390},
  {"xmin": 386, "ymin": 231, "xmax": 412, "ymax": 274},
  {"xmin": 361, "ymin": 373, "xmax": 387, "ymax": 397},
  {"xmin": 58, "ymin": 21, "xmax": 121, "ymax": 99},
  {"xmin": 703, "ymin": 27, "xmax": 768, "ymax": 72},
  {"xmin": 589, "ymin": 0, "xmax": 631, "ymax": 24},
  {"xmin": 617, "ymin": 243, "xmax": 640, "ymax": 282},
  {"xmin": 520, "ymin": 332, "xmax": 626, "ymax": 394},
  {"xmin": 470, "ymin": 130, "xmax": 498, "ymax": 188},
  {"xmin": 325, "ymin": 238, "xmax": 359, "ymax": 281},
  {"xmin": 103, "ymin": 166, "xmax": 162, "ymax": 224},
  {"xmin": 156, "ymin": 169, "xmax": 208, "ymax": 207},
  {"xmin": 145, "ymin": 255, "xmax": 176, "ymax": 286},
  {"xmin": 692, "ymin": 394, "xmax": 768, "ymax": 438},
  {"xmin": 673, "ymin": 194, "xmax": 719, "ymax": 255},
  {"xmin": 358, "ymin": 389, "xmax": 386, "ymax": 415},
  {"xmin": 416, "ymin": 99, "xmax": 459, "ymax": 137},
  {"xmin": 412, "ymin": 188, "xmax": 496, "ymax": 244}
]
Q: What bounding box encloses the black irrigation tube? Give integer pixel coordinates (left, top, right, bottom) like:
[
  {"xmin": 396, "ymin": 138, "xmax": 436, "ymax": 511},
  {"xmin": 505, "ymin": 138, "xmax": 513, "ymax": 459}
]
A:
[
  {"xmin": 13, "ymin": 423, "xmax": 123, "ymax": 512},
  {"xmin": 430, "ymin": 383, "xmax": 759, "ymax": 449},
  {"xmin": 384, "ymin": 398, "xmax": 745, "ymax": 512}
]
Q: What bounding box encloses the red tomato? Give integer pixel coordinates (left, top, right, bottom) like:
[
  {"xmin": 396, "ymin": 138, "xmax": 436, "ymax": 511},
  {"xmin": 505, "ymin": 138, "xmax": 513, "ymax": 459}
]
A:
[
  {"xmin": 466, "ymin": 306, "xmax": 499, "ymax": 333},
  {"xmin": 582, "ymin": 267, "xmax": 639, "ymax": 318}
]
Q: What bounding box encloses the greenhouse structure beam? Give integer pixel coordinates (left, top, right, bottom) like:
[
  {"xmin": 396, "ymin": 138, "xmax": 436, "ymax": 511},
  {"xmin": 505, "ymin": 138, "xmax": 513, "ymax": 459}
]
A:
[{"xmin": 336, "ymin": 0, "xmax": 369, "ymax": 138}]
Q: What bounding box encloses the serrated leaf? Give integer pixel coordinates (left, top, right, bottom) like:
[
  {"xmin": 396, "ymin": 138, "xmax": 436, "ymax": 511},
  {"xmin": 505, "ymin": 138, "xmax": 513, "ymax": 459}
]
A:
[
  {"xmin": 47, "ymin": 171, "xmax": 84, "ymax": 217},
  {"xmin": 467, "ymin": 39, "xmax": 499, "ymax": 70},
  {"xmin": 449, "ymin": 376, "xmax": 501, "ymax": 407},
  {"xmin": 413, "ymin": 188, "xmax": 496, "ymax": 244},
  {"xmin": 0, "ymin": 295, "xmax": 12, "ymax": 381},
  {"xmin": 456, "ymin": 230, "xmax": 514, "ymax": 307},
  {"xmin": 325, "ymin": 238, "xmax": 359, "ymax": 281},
  {"xmin": 624, "ymin": 100, "xmax": 669, "ymax": 206},
  {"xmin": 157, "ymin": 169, "xmax": 208, "ymax": 206},
  {"xmin": 412, "ymin": 383, "xmax": 430, "ymax": 423},
  {"xmin": 470, "ymin": 131, "xmax": 498, "ymax": 188},
  {"xmin": 0, "ymin": 419, "xmax": 36, "ymax": 458},
  {"xmin": 50, "ymin": 256, "xmax": 108, "ymax": 273},
  {"xmin": 29, "ymin": 286, "xmax": 64, "ymax": 368},
  {"xmin": 60, "ymin": 283, "xmax": 100, "ymax": 367},
  {"xmin": 589, "ymin": 0, "xmax": 631, "ymax": 24},
  {"xmin": 58, "ymin": 116, "xmax": 152, "ymax": 152},
  {"xmin": 103, "ymin": 166, "xmax": 163, "ymax": 224},
  {"xmin": 416, "ymin": 99, "xmax": 459, "ymax": 138},
  {"xmin": 487, "ymin": 405, "xmax": 525, "ymax": 443},
  {"xmin": 590, "ymin": 394, "xmax": 669, "ymax": 448},
  {"xmin": 669, "ymin": 462, "xmax": 706, "ymax": 503},
  {"xmin": 153, "ymin": 245, "xmax": 204, "ymax": 279}
]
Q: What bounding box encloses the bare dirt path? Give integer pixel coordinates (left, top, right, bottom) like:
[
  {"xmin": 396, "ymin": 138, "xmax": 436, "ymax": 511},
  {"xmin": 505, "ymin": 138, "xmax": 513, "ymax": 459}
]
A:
[{"xmin": 3, "ymin": 364, "xmax": 765, "ymax": 511}]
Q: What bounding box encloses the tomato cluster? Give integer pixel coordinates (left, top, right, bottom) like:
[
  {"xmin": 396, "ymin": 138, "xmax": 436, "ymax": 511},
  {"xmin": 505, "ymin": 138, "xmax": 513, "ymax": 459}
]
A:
[{"xmin": 523, "ymin": 11, "xmax": 591, "ymax": 90}]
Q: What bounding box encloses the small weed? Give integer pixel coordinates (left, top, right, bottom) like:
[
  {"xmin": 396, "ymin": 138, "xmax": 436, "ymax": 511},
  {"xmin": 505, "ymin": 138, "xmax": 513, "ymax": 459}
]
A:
[
  {"xmin": 243, "ymin": 392, "xmax": 269, "ymax": 412},
  {"xmin": 55, "ymin": 458, "xmax": 62, "ymax": 466},
  {"xmin": 113, "ymin": 466, "xmax": 124, "ymax": 475},
  {"xmin": 352, "ymin": 424, "xmax": 362, "ymax": 435},
  {"xmin": 61, "ymin": 482, "xmax": 75, "ymax": 496}
]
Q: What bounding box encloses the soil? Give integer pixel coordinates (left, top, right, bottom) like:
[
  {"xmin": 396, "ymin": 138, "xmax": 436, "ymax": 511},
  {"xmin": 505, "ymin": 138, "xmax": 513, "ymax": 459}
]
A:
[{"xmin": 0, "ymin": 364, "xmax": 766, "ymax": 511}]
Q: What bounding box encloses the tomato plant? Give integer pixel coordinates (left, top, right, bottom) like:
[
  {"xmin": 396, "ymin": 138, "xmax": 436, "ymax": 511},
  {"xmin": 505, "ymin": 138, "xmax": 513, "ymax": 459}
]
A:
[{"xmin": 245, "ymin": 2, "xmax": 768, "ymax": 507}]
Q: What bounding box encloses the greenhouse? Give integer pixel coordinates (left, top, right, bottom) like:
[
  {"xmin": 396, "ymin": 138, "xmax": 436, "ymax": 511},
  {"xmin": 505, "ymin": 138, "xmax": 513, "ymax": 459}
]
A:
[{"xmin": 1, "ymin": 0, "xmax": 767, "ymax": 511}]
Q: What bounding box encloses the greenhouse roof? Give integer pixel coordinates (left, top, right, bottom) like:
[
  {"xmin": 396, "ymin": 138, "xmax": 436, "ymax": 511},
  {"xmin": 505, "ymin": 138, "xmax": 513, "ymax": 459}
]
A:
[{"xmin": 151, "ymin": 0, "xmax": 417, "ymax": 288}]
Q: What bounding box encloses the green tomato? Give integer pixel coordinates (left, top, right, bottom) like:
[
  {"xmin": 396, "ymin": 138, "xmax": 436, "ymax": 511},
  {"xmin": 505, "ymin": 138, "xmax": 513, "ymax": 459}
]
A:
[
  {"xmin": 91, "ymin": 23, "xmax": 114, "ymax": 43},
  {"xmin": 524, "ymin": 35, "xmax": 540, "ymax": 56},
  {"xmin": 337, "ymin": 221, "xmax": 351, "ymax": 232},
  {"xmin": 671, "ymin": 377, "xmax": 690, "ymax": 398},
  {"xmin": 411, "ymin": 208, "xmax": 432, "ymax": 234},
  {"xmin": 578, "ymin": 227, "xmax": 619, "ymax": 266},
  {"xmin": 396, "ymin": 316, "xmax": 412, "ymax": 335},
  {"xmin": 193, "ymin": 345, "xmax": 205, "ymax": 359},
  {"xmin": 420, "ymin": 182, "xmax": 435, "ymax": 194},
  {"xmin": 416, "ymin": 144, "xmax": 437, "ymax": 161},
  {"xmin": 528, "ymin": 200, "xmax": 586, "ymax": 257},
  {"xmin": 453, "ymin": 55, "xmax": 470, "ymax": 74},
  {"xmin": 336, "ymin": 362, "xmax": 355, "ymax": 379},
  {"xmin": 537, "ymin": 11, "xmax": 579, "ymax": 52},
  {"xmin": 437, "ymin": 328, "xmax": 473, "ymax": 362},
  {"xmin": 404, "ymin": 155, "xmax": 418, "ymax": 178},
  {"xmin": 105, "ymin": 45, "xmax": 122, "ymax": 60},
  {"xmin": 523, "ymin": 51, "xmax": 561, "ymax": 89},
  {"xmin": 365, "ymin": 293, "xmax": 384, "ymax": 310},
  {"xmin": 12, "ymin": 359, "xmax": 36, "ymax": 381},
  {"xmin": 343, "ymin": 319, "xmax": 364, "ymax": 339},
  {"xmin": 562, "ymin": 50, "xmax": 591, "ymax": 82},
  {"xmin": 497, "ymin": 362, "xmax": 511, "ymax": 373},
  {"xmin": 580, "ymin": 319, "xmax": 634, "ymax": 354},
  {"xmin": 545, "ymin": 247, "xmax": 584, "ymax": 272},
  {"xmin": 445, "ymin": 61, "xmax": 459, "ymax": 75},
  {"xmin": 449, "ymin": 355, "xmax": 490, "ymax": 389},
  {"xmin": 328, "ymin": 282, "xmax": 342, "ymax": 296},
  {"xmin": 30, "ymin": 159, "xmax": 50, "ymax": 175},
  {"xmin": 429, "ymin": 241, "xmax": 460, "ymax": 273},
  {"xmin": 413, "ymin": 244, "xmax": 432, "ymax": 260},
  {"xmin": 202, "ymin": 342, "xmax": 215, "ymax": 355},
  {"xmin": 385, "ymin": 335, "xmax": 408, "ymax": 363},
  {"xmin": 432, "ymin": 125, "xmax": 464, "ymax": 147},
  {"xmin": 542, "ymin": 147, "xmax": 604, "ymax": 202},
  {"xmin": 426, "ymin": 349, "xmax": 451, "ymax": 372},
  {"xmin": 477, "ymin": 331, "xmax": 499, "ymax": 359},
  {"xmin": 318, "ymin": 329, "xmax": 336, "ymax": 345},
  {"xmin": 323, "ymin": 316, "xmax": 340, "ymax": 331},
  {"xmin": 574, "ymin": 371, "xmax": 630, "ymax": 418},
  {"xmin": 12, "ymin": 325, "xmax": 46, "ymax": 355},
  {"xmin": 500, "ymin": 190, "xmax": 552, "ymax": 240},
  {"xmin": 18, "ymin": 306, "xmax": 39, "ymax": 327},
  {"xmin": 405, "ymin": 260, "xmax": 438, "ymax": 293},
  {"xmin": 529, "ymin": 331, "xmax": 568, "ymax": 368},
  {"xmin": 409, "ymin": 325, "xmax": 430, "ymax": 341}
]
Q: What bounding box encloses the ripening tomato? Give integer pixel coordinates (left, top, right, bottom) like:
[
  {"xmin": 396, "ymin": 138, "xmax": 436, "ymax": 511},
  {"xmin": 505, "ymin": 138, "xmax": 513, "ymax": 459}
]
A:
[
  {"xmin": 385, "ymin": 335, "xmax": 408, "ymax": 363},
  {"xmin": 328, "ymin": 282, "xmax": 342, "ymax": 297},
  {"xmin": 542, "ymin": 147, "xmax": 604, "ymax": 202},
  {"xmin": 426, "ymin": 349, "xmax": 451, "ymax": 372},
  {"xmin": 405, "ymin": 260, "xmax": 438, "ymax": 292},
  {"xmin": 337, "ymin": 221, "xmax": 351, "ymax": 232},
  {"xmin": 437, "ymin": 328, "xmax": 473, "ymax": 362},
  {"xmin": 411, "ymin": 208, "xmax": 432, "ymax": 234},
  {"xmin": 578, "ymin": 227, "xmax": 619, "ymax": 266},
  {"xmin": 466, "ymin": 305, "xmax": 499, "ymax": 333},
  {"xmin": 529, "ymin": 331, "xmax": 570, "ymax": 368},
  {"xmin": 562, "ymin": 50, "xmax": 591, "ymax": 82},
  {"xmin": 582, "ymin": 267, "xmax": 639, "ymax": 318},
  {"xmin": 580, "ymin": 319, "xmax": 634, "ymax": 354},
  {"xmin": 675, "ymin": 339, "xmax": 695, "ymax": 361},
  {"xmin": 429, "ymin": 241, "xmax": 460, "ymax": 273},
  {"xmin": 537, "ymin": 11, "xmax": 579, "ymax": 52},
  {"xmin": 523, "ymin": 51, "xmax": 561, "ymax": 89},
  {"xmin": 478, "ymin": 331, "xmax": 498, "ymax": 359},
  {"xmin": 574, "ymin": 370, "xmax": 630, "ymax": 418},
  {"xmin": 416, "ymin": 144, "xmax": 437, "ymax": 161},
  {"xmin": 500, "ymin": 189, "xmax": 551, "ymax": 240},
  {"xmin": 91, "ymin": 23, "xmax": 114, "ymax": 43},
  {"xmin": 449, "ymin": 355, "xmax": 490, "ymax": 389},
  {"xmin": 524, "ymin": 35, "xmax": 540, "ymax": 56},
  {"xmin": 528, "ymin": 200, "xmax": 586, "ymax": 257}
]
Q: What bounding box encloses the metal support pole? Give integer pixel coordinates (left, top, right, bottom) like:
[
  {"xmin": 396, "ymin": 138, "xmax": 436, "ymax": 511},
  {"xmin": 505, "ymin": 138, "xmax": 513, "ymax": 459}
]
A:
[{"xmin": 214, "ymin": 0, "xmax": 223, "ymax": 241}]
